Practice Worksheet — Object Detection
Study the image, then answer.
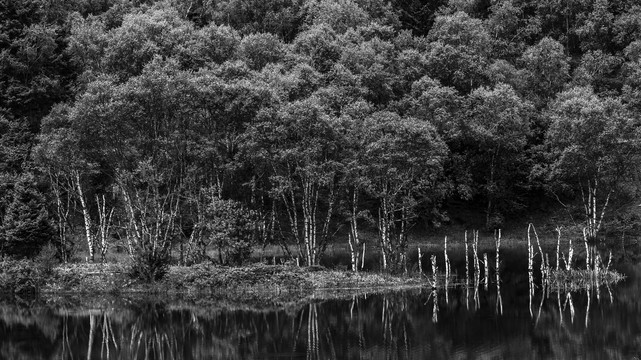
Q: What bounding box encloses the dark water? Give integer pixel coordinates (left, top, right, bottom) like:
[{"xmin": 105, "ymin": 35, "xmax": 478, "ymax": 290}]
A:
[{"xmin": 1, "ymin": 266, "xmax": 641, "ymax": 360}]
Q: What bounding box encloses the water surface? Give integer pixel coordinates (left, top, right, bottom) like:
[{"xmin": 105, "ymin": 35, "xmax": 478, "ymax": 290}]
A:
[{"xmin": 1, "ymin": 265, "xmax": 641, "ymax": 359}]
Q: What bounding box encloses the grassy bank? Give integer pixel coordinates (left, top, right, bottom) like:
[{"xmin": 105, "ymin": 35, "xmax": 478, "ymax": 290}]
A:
[{"xmin": 0, "ymin": 261, "xmax": 428, "ymax": 301}]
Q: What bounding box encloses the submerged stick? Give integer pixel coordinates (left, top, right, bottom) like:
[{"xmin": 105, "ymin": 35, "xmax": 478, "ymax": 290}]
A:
[
  {"xmin": 483, "ymin": 253, "xmax": 489, "ymax": 290},
  {"xmin": 444, "ymin": 236, "xmax": 450, "ymax": 280},
  {"xmin": 556, "ymin": 226, "xmax": 561, "ymax": 271},
  {"xmin": 567, "ymin": 291, "xmax": 575, "ymax": 324},
  {"xmin": 496, "ymin": 231, "xmax": 503, "ymax": 314},
  {"xmin": 466, "ymin": 277, "xmax": 470, "ymax": 310},
  {"xmin": 496, "ymin": 281, "xmax": 503, "ymax": 315},
  {"xmin": 527, "ymin": 226, "xmax": 533, "ymax": 274},
  {"xmin": 432, "ymin": 290, "xmax": 438, "ymax": 323},
  {"xmin": 465, "ymin": 230, "xmax": 470, "ymax": 285},
  {"xmin": 473, "ymin": 231, "xmax": 480, "ymax": 283},
  {"xmin": 495, "ymin": 229, "xmax": 501, "ymax": 284},
  {"xmin": 473, "ymin": 230, "xmax": 480, "ymax": 310},
  {"xmin": 418, "ymin": 247, "xmax": 423, "ymax": 274},
  {"xmin": 431, "ymin": 254, "xmax": 437, "ymax": 288},
  {"xmin": 496, "ymin": 229, "xmax": 502, "ymax": 313},
  {"xmin": 350, "ymin": 296, "xmax": 355, "ymax": 320},
  {"xmin": 528, "ymin": 223, "xmax": 545, "ymax": 275},
  {"xmin": 594, "ymin": 254, "xmax": 601, "ymax": 282},
  {"xmin": 544, "ymin": 253, "xmax": 550, "ymax": 286},
  {"xmin": 583, "ymin": 228, "xmax": 590, "ymax": 270},
  {"xmin": 535, "ymin": 226, "xmax": 545, "ymax": 275},
  {"xmin": 474, "ymin": 277, "xmax": 480, "ymax": 310},
  {"xmin": 557, "ymin": 283, "xmax": 563, "ymax": 325},
  {"xmin": 585, "ymin": 285, "xmax": 591, "ymax": 328},
  {"xmin": 528, "ymin": 271, "xmax": 533, "ymax": 318},
  {"xmin": 535, "ymin": 283, "xmax": 545, "ymax": 326},
  {"xmin": 445, "ymin": 270, "xmax": 449, "ymax": 304},
  {"xmin": 568, "ymin": 235, "xmax": 573, "ymax": 270}
]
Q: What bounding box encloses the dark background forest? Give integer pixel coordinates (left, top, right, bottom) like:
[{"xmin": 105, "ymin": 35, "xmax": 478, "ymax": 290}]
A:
[{"xmin": 1, "ymin": 0, "xmax": 640, "ymax": 273}]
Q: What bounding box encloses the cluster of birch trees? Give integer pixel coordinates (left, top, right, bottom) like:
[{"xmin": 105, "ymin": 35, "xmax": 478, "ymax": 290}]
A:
[{"xmin": 1, "ymin": 0, "xmax": 640, "ymax": 271}]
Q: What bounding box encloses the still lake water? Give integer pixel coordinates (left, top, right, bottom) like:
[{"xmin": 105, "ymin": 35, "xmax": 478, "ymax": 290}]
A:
[{"xmin": 1, "ymin": 264, "xmax": 641, "ymax": 359}]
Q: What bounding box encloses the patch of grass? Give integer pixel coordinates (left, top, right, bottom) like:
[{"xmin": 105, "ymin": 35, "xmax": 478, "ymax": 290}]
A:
[
  {"xmin": 548, "ymin": 268, "xmax": 625, "ymax": 290},
  {"xmin": 43, "ymin": 262, "xmax": 130, "ymax": 293},
  {"xmin": 165, "ymin": 264, "xmax": 314, "ymax": 293},
  {"xmin": 27, "ymin": 262, "xmax": 428, "ymax": 302},
  {"xmin": 163, "ymin": 264, "xmax": 425, "ymax": 294}
]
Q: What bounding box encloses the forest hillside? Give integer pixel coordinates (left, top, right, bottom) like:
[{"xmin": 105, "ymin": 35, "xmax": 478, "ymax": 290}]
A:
[{"xmin": 1, "ymin": 0, "xmax": 640, "ymax": 274}]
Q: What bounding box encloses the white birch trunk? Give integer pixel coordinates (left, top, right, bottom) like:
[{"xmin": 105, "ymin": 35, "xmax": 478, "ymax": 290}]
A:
[
  {"xmin": 74, "ymin": 171, "xmax": 94, "ymax": 261},
  {"xmin": 95, "ymin": 194, "xmax": 114, "ymax": 262},
  {"xmin": 348, "ymin": 190, "xmax": 360, "ymax": 272}
]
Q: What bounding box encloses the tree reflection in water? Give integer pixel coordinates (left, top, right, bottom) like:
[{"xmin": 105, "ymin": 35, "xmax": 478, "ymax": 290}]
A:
[
  {"xmin": 306, "ymin": 303, "xmax": 319, "ymax": 360},
  {"xmin": 0, "ymin": 267, "xmax": 640, "ymax": 359}
]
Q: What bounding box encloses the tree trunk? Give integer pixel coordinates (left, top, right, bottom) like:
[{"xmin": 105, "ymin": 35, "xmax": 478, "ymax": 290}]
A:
[
  {"xmin": 74, "ymin": 171, "xmax": 94, "ymax": 262},
  {"xmin": 119, "ymin": 185, "xmax": 139, "ymax": 256},
  {"xmin": 582, "ymin": 177, "xmax": 613, "ymax": 241},
  {"xmin": 348, "ymin": 189, "xmax": 360, "ymax": 272},
  {"xmin": 378, "ymin": 197, "xmax": 391, "ymax": 271},
  {"xmin": 95, "ymin": 194, "xmax": 114, "ymax": 262},
  {"xmin": 49, "ymin": 171, "xmax": 72, "ymax": 263},
  {"xmin": 280, "ymin": 164, "xmax": 302, "ymax": 262},
  {"xmin": 302, "ymin": 177, "xmax": 315, "ymax": 265},
  {"xmin": 399, "ymin": 204, "xmax": 408, "ymax": 273}
]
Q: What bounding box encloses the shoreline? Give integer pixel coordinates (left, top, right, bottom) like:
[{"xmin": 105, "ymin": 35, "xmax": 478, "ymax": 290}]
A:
[
  {"xmin": 0, "ymin": 254, "xmax": 627, "ymax": 308},
  {"xmin": 34, "ymin": 263, "xmax": 429, "ymax": 301}
]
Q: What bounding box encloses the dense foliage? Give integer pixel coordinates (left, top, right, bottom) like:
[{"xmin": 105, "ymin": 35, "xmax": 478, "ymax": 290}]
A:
[{"xmin": 1, "ymin": 0, "xmax": 640, "ymax": 273}]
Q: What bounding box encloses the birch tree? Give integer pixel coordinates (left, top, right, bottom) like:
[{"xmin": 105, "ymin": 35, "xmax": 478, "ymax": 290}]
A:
[
  {"xmin": 118, "ymin": 162, "xmax": 180, "ymax": 281},
  {"xmin": 340, "ymin": 103, "xmax": 374, "ymax": 272},
  {"xmin": 37, "ymin": 104, "xmax": 97, "ymax": 261},
  {"xmin": 360, "ymin": 111, "xmax": 448, "ymax": 272},
  {"xmin": 247, "ymin": 98, "xmax": 344, "ymax": 266},
  {"xmin": 545, "ymin": 86, "xmax": 640, "ymax": 240}
]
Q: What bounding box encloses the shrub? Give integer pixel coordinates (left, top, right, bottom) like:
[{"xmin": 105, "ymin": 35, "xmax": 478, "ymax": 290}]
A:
[
  {"xmin": 34, "ymin": 242, "xmax": 59, "ymax": 277},
  {"xmin": 128, "ymin": 246, "xmax": 170, "ymax": 283},
  {"xmin": 203, "ymin": 197, "xmax": 257, "ymax": 266},
  {"xmin": 0, "ymin": 259, "xmax": 42, "ymax": 294}
]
